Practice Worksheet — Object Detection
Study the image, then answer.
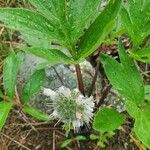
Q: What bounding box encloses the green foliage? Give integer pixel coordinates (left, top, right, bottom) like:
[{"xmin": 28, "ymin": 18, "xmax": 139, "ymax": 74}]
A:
[
  {"xmin": 77, "ymin": 0, "xmax": 121, "ymax": 61},
  {"xmin": 0, "ymin": 0, "xmax": 121, "ymax": 63},
  {"xmin": 22, "ymin": 47, "xmax": 74, "ymax": 64},
  {"xmin": 3, "ymin": 52, "xmax": 20, "ymax": 99},
  {"xmin": 121, "ymin": 0, "xmax": 150, "ymax": 47},
  {"xmin": 101, "ymin": 40, "xmax": 150, "ymax": 148},
  {"xmin": 0, "ymin": 8, "xmax": 58, "ymax": 43},
  {"xmin": 134, "ymin": 109, "xmax": 150, "ymax": 149},
  {"xmin": 61, "ymin": 135, "xmax": 86, "ymax": 148},
  {"xmin": 21, "ymin": 69, "xmax": 46, "ymax": 103},
  {"xmin": 125, "ymin": 101, "xmax": 140, "ymax": 118},
  {"xmin": 145, "ymin": 85, "xmax": 150, "ymax": 101},
  {"xmin": 23, "ymin": 106, "xmax": 50, "ymax": 121},
  {"xmin": 126, "ymin": 100, "xmax": 150, "ymax": 149},
  {"xmin": 130, "ymin": 48, "xmax": 150, "ymax": 63},
  {"xmin": 67, "ymin": 0, "xmax": 101, "ymax": 43},
  {"xmin": 0, "ymin": 101, "xmax": 12, "ymax": 129},
  {"xmin": 101, "ymin": 40, "xmax": 144, "ymax": 105},
  {"xmin": 93, "ymin": 107, "xmax": 125, "ymax": 132}
]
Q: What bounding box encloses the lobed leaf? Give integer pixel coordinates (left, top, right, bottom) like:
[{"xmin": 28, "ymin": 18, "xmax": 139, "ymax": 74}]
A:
[
  {"xmin": 0, "ymin": 101, "xmax": 12, "ymax": 129},
  {"xmin": 21, "ymin": 69, "xmax": 46, "ymax": 103},
  {"xmin": 77, "ymin": 0, "xmax": 121, "ymax": 60},
  {"xmin": 3, "ymin": 52, "xmax": 20, "ymax": 99},
  {"xmin": 100, "ymin": 41, "xmax": 144, "ymax": 105},
  {"xmin": 93, "ymin": 107, "xmax": 125, "ymax": 132}
]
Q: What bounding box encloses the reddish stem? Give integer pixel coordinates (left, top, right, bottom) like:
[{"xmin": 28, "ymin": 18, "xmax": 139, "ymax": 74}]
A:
[{"xmin": 75, "ymin": 64, "xmax": 85, "ymax": 96}]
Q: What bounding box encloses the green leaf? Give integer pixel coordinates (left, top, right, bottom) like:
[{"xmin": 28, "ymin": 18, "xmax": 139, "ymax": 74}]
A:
[
  {"xmin": 22, "ymin": 47, "xmax": 74, "ymax": 64},
  {"xmin": 134, "ymin": 109, "xmax": 150, "ymax": 149},
  {"xmin": 68, "ymin": 0, "xmax": 101, "ymax": 42},
  {"xmin": 74, "ymin": 135, "xmax": 87, "ymax": 141},
  {"xmin": 21, "ymin": 69, "xmax": 45, "ymax": 103},
  {"xmin": 20, "ymin": 32, "xmax": 51, "ymax": 49},
  {"xmin": 61, "ymin": 139, "xmax": 73, "ymax": 148},
  {"xmin": 23, "ymin": 106, "xmax": 50, "ymax": 121},
  {"xmin": 100, "ymin": 41, "xmax": 144, "ymax": 105},
  {"xmin": 0, "ymin": 8, "xmax": 64, "ymax": 45},
  {"xmin": 93, "ymin": 107, "xmax": 125, "ymax": 132},
  {"xmin": 27, "ymin": 0, "xmax": 69, "ymax": 47},
  {"xmin": 125, "ymin": 101, "xmax": 140, "ymax": 118},
  {"xmin": 121, "ymin": 0, "xmax": 150, "ymax": 47},
  {"xmin": 77, "ymin": 0, "xmax": 121, "ymax": 60},
  {"xmin": 3, "ymin": 53, "xmax": 20, "ymax": 98},
  {"xmin": 130, "ymin": 48, "xmax": 150, "ymax": 63},
  {"xmin": 0, "ymin": 89, "xmax": 3, "ymax": 98},
  {"xmin": 28, "ymin": 0, "xmax": 66, "ymax": 23},
  {"xmin": 0, "ymin": 101, "xmax": 12, "ymax": 129},
  {"xmin": 145, "ymin": 85, "xmax": 150, "ymax": 101}
]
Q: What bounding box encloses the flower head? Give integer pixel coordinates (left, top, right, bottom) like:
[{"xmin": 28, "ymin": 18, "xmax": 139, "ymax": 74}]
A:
[{"xmin": 43, "ymin": 86, "xmax": 95, "ymax": 132}]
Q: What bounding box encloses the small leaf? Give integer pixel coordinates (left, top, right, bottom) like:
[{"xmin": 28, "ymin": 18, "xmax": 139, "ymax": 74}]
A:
[
  {"xmin": 61, "ymin": 139, "xmax": 73, "ymax": 148},
  {"xmin": 93, "ymin": 107, "xmax": 125, "ymax": 132},
  {"xmin": 74, "ymin": 135, "xmax": 87, "ymax": 141},
  {"xmin": 77, "ymin": 0, "xmax": 121, "ymax": 60},
  {"xmin": 0, "ymin": 101, "xmax": 12, "ymax": 129},
  {"xmin": 3, "ymin": 52, "xmax": 20, "ymax": 98},
  {"xmin": 90, "ymin": 134, "xmax": 99, "ymax": 140},
  {"xmin": 22, "ymin": 47, "xmax": 74, "ymax": 64},
  {"xmin": 100, "ymin": 40, "xmax": 144, "ymax": 105},
  {"xmin": 23, "ymin": 106, "xmax": 50, "ymax": 121},
  {"xmin": 21, "ymin": 69, "xmax": 45, "ymax": 103},
  {"xmin": 134, "ymin": 109, "xmax": 150, "ymax": 149},
  {"xmin": 130, "ymin": 48, "xmax": 150, "ymax": 63}
]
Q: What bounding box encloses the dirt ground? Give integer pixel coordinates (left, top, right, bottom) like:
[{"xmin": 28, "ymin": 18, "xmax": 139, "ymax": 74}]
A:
[{"xmin": 0, "ymin": 106, "xmax": 143, "ymax": 150}]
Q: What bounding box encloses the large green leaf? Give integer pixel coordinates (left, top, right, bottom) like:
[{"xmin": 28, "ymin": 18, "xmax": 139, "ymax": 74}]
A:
[
  {"xmin": 100, "ymin": 41, "xmax": 144, "ymax": 105},
  {"xmin": 68, "ymin": 0, "xmax": 101, "ymax": 43},
  {"xmin": 134, "ymin": 109, "xmax": 150, "ymax": 149},
  {"xmin": 3, "ymin": 53, "xmax": 20, "ymax": 99},
  {"xmin": 77, "ymin": 0, "xmax": 121, "ymax": 60},
  {"xmin": 121, "ymin": 0, "xmax": 150, "ymax": 47},
  {"xmin": 22, "ymin": 47, "xmax": 74, "ymax": 64},
  {"xmin": 0, "ymin": 8, "xmax": 65, "ymax": 45},
  {"xmin": 28, "ymin": 0, "xmax": 74, "ymax": 49},
  {"xmin": 0, "ymin": 101, "xmax": 12, "ymax": 129},
  {"xmin": 93, "ymin": 107, "xmax": 125, "ymax": 132},
  {"xmin": 21, "ymin": 69, "xmax": 46, "ymax": 103},
  {"xmin": 23, "ymin": 106, "xmax": 50, "ymax": 121},
  {"xmin": 28, "ymin": 0, "xmax": 66, "ymax": 23}
]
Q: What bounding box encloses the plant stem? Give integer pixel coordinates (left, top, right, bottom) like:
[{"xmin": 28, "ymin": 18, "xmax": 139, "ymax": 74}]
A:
[
  {"xmin": 88, "ymin": 62, "xmax": 100, "ymax": 97},
  {"xmin": 75, "ymin": 64, "xmax": 85, "ymax": 96}
]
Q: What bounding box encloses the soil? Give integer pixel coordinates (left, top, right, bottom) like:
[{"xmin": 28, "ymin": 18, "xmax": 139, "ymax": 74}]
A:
[{"xmin": 0, "ymin": 107, "xmax": 141, "ymax": 150}]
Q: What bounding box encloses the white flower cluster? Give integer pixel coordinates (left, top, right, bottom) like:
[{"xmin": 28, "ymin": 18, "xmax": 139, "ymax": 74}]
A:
[{"xmin": 43, "ymin": 86, "xmax": 95, "ymax": 132}]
